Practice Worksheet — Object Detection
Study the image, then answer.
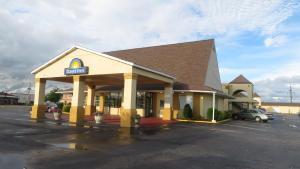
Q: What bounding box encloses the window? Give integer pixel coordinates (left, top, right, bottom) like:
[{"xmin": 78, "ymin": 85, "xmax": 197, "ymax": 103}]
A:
[
  {"xmin": 136, "ymin": 91, "xmax": 145, "ymax": 108},
  {"xmin": 95, "ymin": 96, "xmax": 100, "ymax": 106},
  {"xmin": 104, "ymin": 92, "xmax": 122, "ymax": 108},
  {"xmin": 160, "ymin": 100, "xmax": 164, "ymax": 108},
  {"xmin": 179, "ymin": 95, "xmax": 193, "ymax": 111}
]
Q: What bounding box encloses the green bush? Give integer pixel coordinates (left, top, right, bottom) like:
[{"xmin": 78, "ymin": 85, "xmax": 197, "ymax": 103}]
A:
[
  {"xmin": 183, "ymin": 104, "xmax": 193, "ymax": 119},
  {"xmin": 207, "ymin": 108, "xmax": 219, "ymax": 120},
  {"xmin": 224, "ymin": 111, "xmax": 233, "ymax": 119},
  {"xmin": 207, "ymin": 108, "xmax": 233, "ymax": 121},
  {"xmin": 218, "ymin": 111, "xmax": 225, "ymax": 121},
  {"xmin": 62, "ymin": 104, "xmax": 71, "ymax": 112},
  {"xmin": 57, "ymin": 102, "xmax": 64, "ymax": 110},
  {"xmin": 177, "ymin": 111, "xmax": 184, "ymax": 119}
]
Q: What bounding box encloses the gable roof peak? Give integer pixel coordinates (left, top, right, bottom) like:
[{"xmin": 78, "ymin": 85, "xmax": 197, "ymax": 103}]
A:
[{"xmin": 229, "ymin": 74, "xmax": 253, "ymax": 84}]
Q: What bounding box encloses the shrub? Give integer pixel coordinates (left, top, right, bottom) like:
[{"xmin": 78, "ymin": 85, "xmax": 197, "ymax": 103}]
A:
[
  {"xmin": 57, "ymin": 102, "xmax": 64, "ymax": 110},
  {"xmin": 207, "ymin": 108, "xmax": 219, "ymax": 121},
  {"xmin": 224, "ymin": 111, "xmax": 233, "ymax": 119},
  {"xmin": 217, "ymin": 111, "xmax": 225, "ymax": 121},
  {"xmin": 177, "ymin": 111, "xmax": 184, "ymax": 119},
  {"xmin": 183, "ymin": 104, "xmax": 193, "ymax": 119},
  {"xmin": 62, "ymin": 104, "xmax": 71, "ymax": 112}
]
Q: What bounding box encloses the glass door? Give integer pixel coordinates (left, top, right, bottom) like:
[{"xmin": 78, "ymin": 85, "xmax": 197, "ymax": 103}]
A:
[{"xmin": 145, "ymin": 92, "xmax": 153, "ymax": 117}]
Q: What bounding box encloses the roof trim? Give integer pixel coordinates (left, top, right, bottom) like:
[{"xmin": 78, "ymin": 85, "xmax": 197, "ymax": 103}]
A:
[{"xmin": 31, "ymin": 46, "xmax": 175, "ymax": 79}]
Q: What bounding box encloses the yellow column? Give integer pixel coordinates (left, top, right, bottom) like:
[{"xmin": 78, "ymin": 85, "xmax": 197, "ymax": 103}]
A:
[
  {"xmin": 98, "ymin": 93, "xmax": 105, "ymax": 113},
  {"xmin": 31, "ymin": 78, "xmax": 46, "ymax": 119},
  {"xmin": 163, "ymin": 83, "xmax": 173, "ymax": 120},
  {"xmin": 85, "ymin": 84, "xmax": 95, "ymax": 116},
  {"xmin": 69, "ymin": 76, "xmax": 85, "ymax": 124},
  {"xmin": 120, "ymin": 73, "xmax": 137, "ymax": 127}
]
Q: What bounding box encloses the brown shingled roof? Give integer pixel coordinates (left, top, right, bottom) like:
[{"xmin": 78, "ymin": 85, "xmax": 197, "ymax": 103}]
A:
[
  {"xmin": 105, "ymin": 39, "xmax": 215, "ymax": 91},
  {"xmin": 229, "ymin": 75, "xmax": 252, "ymax": 84}
]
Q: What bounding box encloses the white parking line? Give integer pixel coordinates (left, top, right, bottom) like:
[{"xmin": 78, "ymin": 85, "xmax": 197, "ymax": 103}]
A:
[
  {"xmin": 220, "ymin": 123, "xmax": 268, "ymax": 132},
  {"xmin": 289, "ymin": 124, "xmax": 297, "ymax": 128},
  {"xmin": 0, "ymin": 117, "xmax": 31, "ymax": 122}
]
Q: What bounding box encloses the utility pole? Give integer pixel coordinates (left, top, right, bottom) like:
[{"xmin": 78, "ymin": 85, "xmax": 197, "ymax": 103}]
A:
[
  {"xmin": 26, "ymin": 83, "xmax": 32, "ymax": 105},
  {"xmin": 289, "ymin": 84, "xmax": 294, "ymax": 103}
]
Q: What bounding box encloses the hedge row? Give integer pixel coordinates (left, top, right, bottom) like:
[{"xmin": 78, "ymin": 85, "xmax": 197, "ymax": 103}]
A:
[{"xmin": 207, "ymin": 108, "xmax": 232, "ymax": 121}]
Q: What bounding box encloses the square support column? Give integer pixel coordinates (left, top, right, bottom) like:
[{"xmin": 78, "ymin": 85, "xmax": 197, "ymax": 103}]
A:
[
  {"xmin": 163, "ymin": 83, "xmax": 173, "ymax": 120},
  {"xmin": 31, "ymin": 78, "xmax": 46, "ymax": 119},
  {"xmin": 85, "ymin": 84, "xmax": 96, "ymax": 116},
  {"xmin": 69, "ymin": 76, "xmax": 85, "ymax": 125},
  {"xmin": 98, "ymin": 93, "xmax": 105, "ymax": 113},
  {"xmin": 120, "ymin": 73, "xmax": 137, "ymax": 127}
]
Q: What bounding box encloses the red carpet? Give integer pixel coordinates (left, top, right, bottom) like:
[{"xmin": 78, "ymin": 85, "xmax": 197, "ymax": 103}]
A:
[{"xmin": 45, "ymin": 113, "xmax": 174, "ymax": 127}]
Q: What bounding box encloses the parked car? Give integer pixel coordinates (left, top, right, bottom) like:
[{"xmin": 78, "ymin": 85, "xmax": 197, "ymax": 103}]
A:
[
  {"xmin": 258, "ymin": 108, "xmax": 274, "ymax": 120},
  {"xmin": 232, "ymin": 109, "xmax": 268, "ymax": 122}
]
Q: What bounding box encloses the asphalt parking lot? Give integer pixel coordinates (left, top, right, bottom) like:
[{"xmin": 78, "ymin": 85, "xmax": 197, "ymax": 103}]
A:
[{"xmin": 0, "ymin": 106, "xmax": 300, "ymax": 169}]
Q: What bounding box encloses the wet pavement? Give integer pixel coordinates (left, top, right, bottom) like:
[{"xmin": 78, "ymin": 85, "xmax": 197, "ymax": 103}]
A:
[{"xmin": 1, "ymin": 106, "xmax": 300, "ymax": 169}]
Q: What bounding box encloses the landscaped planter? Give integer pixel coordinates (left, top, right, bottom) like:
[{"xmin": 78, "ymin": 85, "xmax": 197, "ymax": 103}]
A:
[
  {"xmin": 53, "ymin": 112, "xmax": 61, "ymax": 120},
  {"xmin": 50, "ymin": 106, "xmax": 61, "ymax": 121},
  {"xmin": 94, "ymin": 112, "xmax": 104, "ymax": 124},
  {"xmin": 133, "ymin": 114, "xmax": 141, "ymax": 127}
]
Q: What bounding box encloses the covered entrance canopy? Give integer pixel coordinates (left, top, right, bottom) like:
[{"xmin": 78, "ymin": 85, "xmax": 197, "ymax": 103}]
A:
[{"xmin": 31, "ymin": 46, "xmax": 175, "ymax": 127}]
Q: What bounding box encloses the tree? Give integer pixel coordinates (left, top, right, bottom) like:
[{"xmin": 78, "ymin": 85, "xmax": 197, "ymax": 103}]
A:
[
  {"xmin": 45, "ymin": 88, "xmax": 62, "ymax": 103},
  {"xmin": 183, "ymin": 104, "xmax": 193, "ymax": 119}
]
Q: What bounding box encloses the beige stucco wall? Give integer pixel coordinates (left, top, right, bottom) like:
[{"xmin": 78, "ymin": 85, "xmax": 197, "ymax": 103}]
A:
[
  {"xmin": 201, "ymin": 94, "xmax": 212, "ymax": 118},
  {"xmin": 253, "ymin": 96, "xmax": 261, "ymax": 106},
  {"xmin": 262, "ymin": 105, "xmax": 300, "ymax": 114},
  {"xmin": 228, "ymin": 83, "xmax": 253, "ymax": 99},
  {"xmin": 204, "ymin": 50, "xmax": 223, "ymax": 91},
  {"xmin": 36, "ymin": 48, "xmax": 133, "ymax": 78},
  {"xmin": 217, "ymin": 97, "xmax": 224, "ymax": 111}
]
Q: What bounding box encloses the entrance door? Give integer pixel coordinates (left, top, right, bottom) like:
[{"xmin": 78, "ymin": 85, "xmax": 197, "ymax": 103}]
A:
[{"xmin": 145, "ymin": 92, "xmax": 153, "ymax": 117}]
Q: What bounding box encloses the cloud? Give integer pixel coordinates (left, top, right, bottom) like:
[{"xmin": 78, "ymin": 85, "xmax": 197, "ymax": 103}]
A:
[
  {"xmin": 254, "ymin": 76, "xmax": 300, "ymax": 102},
  {"xmin": 264, "ymin": 35, "xmax": 288, "ymax": 47},
  {"xmin": 0, "ymin": 0, "xmax": 299, "ymax": 95}
]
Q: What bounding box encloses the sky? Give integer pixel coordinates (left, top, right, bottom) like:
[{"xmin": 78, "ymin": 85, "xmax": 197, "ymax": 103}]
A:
[{"xmin": 0, "ymin": 0, "xmax": 300, "ymax": 102}]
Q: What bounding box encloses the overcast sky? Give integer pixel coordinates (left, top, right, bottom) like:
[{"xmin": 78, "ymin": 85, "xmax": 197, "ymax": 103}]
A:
[{"xmin": 0, "ymin": 0, "xmax": 300, "ymax": 102}]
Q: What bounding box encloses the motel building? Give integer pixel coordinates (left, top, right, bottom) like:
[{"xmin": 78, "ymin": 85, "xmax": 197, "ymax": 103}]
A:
[{"xmin": 31, "ymin": 39, "xmax": 229, "ymax": 127}]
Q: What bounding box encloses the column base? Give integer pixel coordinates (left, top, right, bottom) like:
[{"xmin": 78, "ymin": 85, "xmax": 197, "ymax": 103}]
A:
[
  {"xmin": 85, "ymin": 105, "xmax": 96, "ymax": 116},
  {"xmin": 120, "ymin": 109, "xmax": 136, "ymax": 127},
  {"xmin": 31, "ymin": 105, "xmax": 46, "ymax": 119},
  {"xmin": 211, "ymin": 120, "xmax": 217, "ymax": 123},
  {"xmin": 163, "ymin": 108, "xmax": 173, "ymax": 120},
  {"xmin": 69, "ymin": 106, "xmax": 85, "ymax": 124}
]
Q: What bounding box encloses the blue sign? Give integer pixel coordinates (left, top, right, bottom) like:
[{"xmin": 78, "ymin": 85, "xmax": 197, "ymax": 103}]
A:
[{"xmin": 64, "ymin": 58, "xmax": 89, "ymax": 75}]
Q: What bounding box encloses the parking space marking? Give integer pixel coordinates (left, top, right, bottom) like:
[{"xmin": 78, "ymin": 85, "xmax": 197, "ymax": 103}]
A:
[
  {"xmin": 289, "ymin": 124, "xmax": 297, "ymax": 128},
  {"xmin": 220, "ymin": 123, "xmax": 268, "ymax": 132},
  {"xmin": 0, "ymin": 117, "xmax": 31, "ymax": 122},
  {"xmin": 230, "ymin": 121, "xmax": 272, "ymax": 128}
]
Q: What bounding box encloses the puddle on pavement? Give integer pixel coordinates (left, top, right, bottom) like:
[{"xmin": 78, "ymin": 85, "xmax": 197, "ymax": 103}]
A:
[
  {"xmin": 51, "ymin": 143, "xmax": 88, "ymax": 150},
  {"xmin": 47, "ymin": 124, "xmax": 173, "ymax": 151}
]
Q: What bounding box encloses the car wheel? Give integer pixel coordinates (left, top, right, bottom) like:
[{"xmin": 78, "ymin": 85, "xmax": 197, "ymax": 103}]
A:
[{"xmin": 255, "ymin": 116, "xmax": 261, "ymax": 122}]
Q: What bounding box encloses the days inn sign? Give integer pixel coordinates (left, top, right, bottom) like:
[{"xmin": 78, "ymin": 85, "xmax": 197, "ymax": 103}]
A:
[{"xmin": 64, "ymin": 58, "xmax": 89, "ymax": 75}]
